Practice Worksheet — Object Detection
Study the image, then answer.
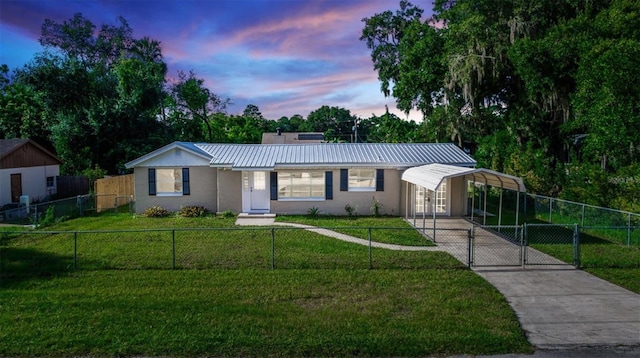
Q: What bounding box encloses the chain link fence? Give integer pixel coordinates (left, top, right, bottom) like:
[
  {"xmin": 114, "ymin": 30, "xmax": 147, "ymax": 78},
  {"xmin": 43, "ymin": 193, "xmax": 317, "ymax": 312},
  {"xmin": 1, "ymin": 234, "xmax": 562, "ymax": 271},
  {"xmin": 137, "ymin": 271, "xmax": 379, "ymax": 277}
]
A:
[
  {"xmin": 0, "ymin": 227, "xmax": 466, "ymax": 283},
  {"xmin": 3, "ymin": 221, "xmax": 636, "ymax": 284},
  {"xmin": 526, "ymin": 194, "xmax": 639, "ymax": 246},
  {"xmin": 0, "ymin": 194, "xmax": 135, "ymax": 226}
]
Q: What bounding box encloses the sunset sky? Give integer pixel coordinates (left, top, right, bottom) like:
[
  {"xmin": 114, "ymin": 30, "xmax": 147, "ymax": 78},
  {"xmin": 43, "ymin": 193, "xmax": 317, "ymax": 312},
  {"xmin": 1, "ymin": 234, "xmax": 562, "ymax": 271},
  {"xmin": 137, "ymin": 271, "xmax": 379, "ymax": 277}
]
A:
[{"xmin": 0, "ymin": 0, "xmax": 429, "ymax": 121}]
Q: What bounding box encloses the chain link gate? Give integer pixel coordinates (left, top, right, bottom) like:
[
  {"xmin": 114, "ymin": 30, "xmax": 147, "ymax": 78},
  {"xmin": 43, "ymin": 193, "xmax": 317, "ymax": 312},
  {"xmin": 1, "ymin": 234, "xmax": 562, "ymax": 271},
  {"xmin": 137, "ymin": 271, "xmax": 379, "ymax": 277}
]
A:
[
  {"xmin": 470, "ymin": 224, "xmax": 580, "ymax": 267},
  {"xmin": 470, "ymin": 225, "xmax": 524, "ymax": 267},
  {"xmin": 523, "ymin": 223, "xmax": 579, "ymax": 266}
]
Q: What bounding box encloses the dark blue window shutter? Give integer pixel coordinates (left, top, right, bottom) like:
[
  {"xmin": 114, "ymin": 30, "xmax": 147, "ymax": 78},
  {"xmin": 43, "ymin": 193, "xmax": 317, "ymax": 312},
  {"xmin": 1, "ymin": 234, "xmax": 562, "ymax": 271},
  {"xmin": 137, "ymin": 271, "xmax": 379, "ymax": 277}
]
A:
[
  {"xmin": 182, "ymin": 168, "xmax": 190, "ymax": 195},
  {"xmin": 148, "ymin": 168, "xmax": 156, "ymax": 196},
  {"xmin": 325, "ymin": 171, "xmax": 333, "ymax": 200},
  {"xmin": 270, "ymin": 172, "xmax": 278, "ymax": 200},
  {"xmin": 340, "ymin": 169, "xmax": 348, "ymax": 191},
  {"xmin": 376, "ymin": 169, "xmax": 384, "ymax": 191}
]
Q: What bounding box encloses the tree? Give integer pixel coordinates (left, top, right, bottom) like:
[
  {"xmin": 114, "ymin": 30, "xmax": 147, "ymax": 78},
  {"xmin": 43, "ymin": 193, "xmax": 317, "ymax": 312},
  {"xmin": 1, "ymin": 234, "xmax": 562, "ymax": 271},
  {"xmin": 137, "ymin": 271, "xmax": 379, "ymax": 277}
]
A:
[
  {"xmin": 362, "ymin": 0, "xmax": 640, "ymax": 205},
  {"xmin": 365, "ymin": 106, "xmax": 418, "ymax": 143},
  {"xmin": 6, "ymin": 13, "xmax": 171, "ymax": 174},
  {"xmin": 170, "ymin": 70, "xmax": 229, "ymax": 142},
  {"xmin": 305, "ymin": 106, "xmax": 358, "ymax": 142}
]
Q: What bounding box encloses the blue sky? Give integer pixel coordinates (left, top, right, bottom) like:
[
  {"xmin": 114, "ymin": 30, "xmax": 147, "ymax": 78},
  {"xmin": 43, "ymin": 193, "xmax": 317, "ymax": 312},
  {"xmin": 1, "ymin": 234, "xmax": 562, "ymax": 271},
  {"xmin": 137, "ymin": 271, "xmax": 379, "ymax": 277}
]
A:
[{"xmin": 0, "ymin": 0, "xmax": 428, "ymax": 121}]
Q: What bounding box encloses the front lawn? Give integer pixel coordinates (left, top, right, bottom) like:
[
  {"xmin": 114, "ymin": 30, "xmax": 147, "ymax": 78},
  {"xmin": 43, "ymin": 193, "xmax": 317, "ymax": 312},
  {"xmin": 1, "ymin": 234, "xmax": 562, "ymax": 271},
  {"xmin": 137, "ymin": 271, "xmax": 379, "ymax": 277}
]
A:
[
  {"xmin": 0, "ymin": 270, "xmax": 531, "ymax": 357},
  {"xmin": 0, "ymin": 212, "xmax": 533, "ymax": 356}
]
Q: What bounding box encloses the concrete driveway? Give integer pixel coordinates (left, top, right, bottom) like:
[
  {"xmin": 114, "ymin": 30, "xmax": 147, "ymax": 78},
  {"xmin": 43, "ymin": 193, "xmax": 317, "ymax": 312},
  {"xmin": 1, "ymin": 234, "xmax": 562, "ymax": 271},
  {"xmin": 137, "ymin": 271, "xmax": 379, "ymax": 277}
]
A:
[{"xmin": 476, "ymin": 266, "xmax": 640, "ymax": 349}]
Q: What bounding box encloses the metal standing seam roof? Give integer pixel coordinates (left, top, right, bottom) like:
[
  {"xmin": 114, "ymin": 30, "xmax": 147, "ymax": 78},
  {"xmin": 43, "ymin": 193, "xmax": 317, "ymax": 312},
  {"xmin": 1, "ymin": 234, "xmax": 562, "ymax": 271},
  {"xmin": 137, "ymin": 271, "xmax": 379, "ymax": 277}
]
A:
[
  {"xmin": 193, "ymin": 143, "xmax": 476, "ymax": 169},
  {"xmin": 402, "ymin": 163, "xmax": 526, "ymax": 192}
]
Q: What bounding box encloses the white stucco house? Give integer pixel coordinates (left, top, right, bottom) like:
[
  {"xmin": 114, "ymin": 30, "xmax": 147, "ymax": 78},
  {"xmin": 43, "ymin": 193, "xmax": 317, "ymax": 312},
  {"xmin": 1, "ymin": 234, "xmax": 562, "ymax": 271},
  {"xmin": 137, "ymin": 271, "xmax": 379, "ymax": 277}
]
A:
[
  {"xmin": 125, "ymin": 141, "xmax": 526, "ymax": 220},
  {"xmin": 0, "ymin": 139, "xmax": 61, "ymax": 207}
]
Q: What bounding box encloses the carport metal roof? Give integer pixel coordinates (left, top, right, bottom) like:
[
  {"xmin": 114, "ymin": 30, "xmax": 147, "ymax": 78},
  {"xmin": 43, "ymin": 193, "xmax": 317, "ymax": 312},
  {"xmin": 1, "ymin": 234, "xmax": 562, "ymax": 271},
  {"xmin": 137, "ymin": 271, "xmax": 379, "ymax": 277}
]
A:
[{"xmin": 401, "ymin": 163, "xmax": 526, "ymax": 192}]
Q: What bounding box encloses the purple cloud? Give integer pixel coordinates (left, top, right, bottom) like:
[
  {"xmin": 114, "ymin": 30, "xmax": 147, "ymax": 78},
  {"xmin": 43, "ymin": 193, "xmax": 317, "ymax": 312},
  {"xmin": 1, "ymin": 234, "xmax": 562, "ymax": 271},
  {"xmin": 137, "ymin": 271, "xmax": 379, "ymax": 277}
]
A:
[{"xmin": 0, "ymin": 0, "xmax": 427, "ymax": 121}]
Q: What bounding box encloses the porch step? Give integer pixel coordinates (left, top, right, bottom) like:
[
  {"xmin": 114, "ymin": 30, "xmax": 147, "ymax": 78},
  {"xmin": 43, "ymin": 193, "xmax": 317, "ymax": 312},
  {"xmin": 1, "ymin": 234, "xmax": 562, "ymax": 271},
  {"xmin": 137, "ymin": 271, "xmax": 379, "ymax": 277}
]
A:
[
  {"xmin": 237, "ymin": 213, "xmax": 276, "ymax": 218},
  {"xmin": 235, "ymin": 213, "xmax": 276, "ymax": 226}
]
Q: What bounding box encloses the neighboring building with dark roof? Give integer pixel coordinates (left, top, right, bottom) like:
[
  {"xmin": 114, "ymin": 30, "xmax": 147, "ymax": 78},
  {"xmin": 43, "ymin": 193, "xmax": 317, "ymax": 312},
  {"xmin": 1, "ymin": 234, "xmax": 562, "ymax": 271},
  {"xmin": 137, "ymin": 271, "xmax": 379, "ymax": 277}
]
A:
[
  {"xmin": 0, "ymin": 139, "xmax": 62, "ymax": 206},
  {"xmin": 261, "ymin": 130, "xmax": 325, "ymax": 144}
]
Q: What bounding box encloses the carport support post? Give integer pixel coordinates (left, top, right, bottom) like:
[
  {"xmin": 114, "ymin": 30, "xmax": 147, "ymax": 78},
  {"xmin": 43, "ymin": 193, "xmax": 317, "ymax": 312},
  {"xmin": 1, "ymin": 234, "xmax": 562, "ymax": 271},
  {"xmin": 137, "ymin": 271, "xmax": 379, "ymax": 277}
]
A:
[
  {"xmin": 405, "ymin": 182, "xmax": 409, "ymax": 221},
  {"xmin": 520, "ymin": 224, "xmax": 525, "ymax": 269},
  {"xmin": 515, "ymin": 191, "xmax": 520, "ymax": 226},
  {"xmin": 433, "ymin": 188, "xmax": 437, "ymax": 243},
  {"xmin": 412, "ymin": 184, "xmax": 416, "ymax": 227},
  {"xmin": 498, "ymin": 187, "xmax": 503, "ymax": 228},
  {"xmin": 422, "ymin": 187, "xmax": 426, "ymax": 232},
  {"xmin": 470, "ymin": 176, "xmax": 476, "ymax": 222},
  {"xmin": 483, "ymin": 183, "xmax": 488, "ymax": 226}
]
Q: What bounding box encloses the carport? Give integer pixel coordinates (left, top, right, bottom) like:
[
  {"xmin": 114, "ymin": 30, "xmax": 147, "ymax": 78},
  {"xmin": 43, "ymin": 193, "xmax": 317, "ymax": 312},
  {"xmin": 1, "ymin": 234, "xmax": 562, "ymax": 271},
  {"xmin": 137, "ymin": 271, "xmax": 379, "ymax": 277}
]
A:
[{"xmin": 402, "ymin": 164, "xmax": 526, "ymax": 239}]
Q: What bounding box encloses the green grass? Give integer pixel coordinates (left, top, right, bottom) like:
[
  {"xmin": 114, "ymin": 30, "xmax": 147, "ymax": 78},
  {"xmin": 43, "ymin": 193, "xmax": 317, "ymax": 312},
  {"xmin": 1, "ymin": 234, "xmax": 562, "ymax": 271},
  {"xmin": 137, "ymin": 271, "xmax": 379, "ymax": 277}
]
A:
[
  {"xmin": 0, "ymin": 212, "xmax": 533, "ymax": 356},
  {"xmin": 0, "ymin": 270, "xmax": 531, "ymax": 357},
  {"xmin": 276, "ymin": 215, "xmax": 434, "ymax": 246}
]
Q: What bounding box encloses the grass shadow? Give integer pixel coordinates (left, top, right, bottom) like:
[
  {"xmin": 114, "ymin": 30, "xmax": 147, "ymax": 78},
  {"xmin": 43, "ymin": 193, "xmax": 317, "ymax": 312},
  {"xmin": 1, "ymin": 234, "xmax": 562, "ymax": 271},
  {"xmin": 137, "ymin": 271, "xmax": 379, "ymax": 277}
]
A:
[{"xmin": 0, "ymin": 246, "xmax": 75, "ymax": 288}]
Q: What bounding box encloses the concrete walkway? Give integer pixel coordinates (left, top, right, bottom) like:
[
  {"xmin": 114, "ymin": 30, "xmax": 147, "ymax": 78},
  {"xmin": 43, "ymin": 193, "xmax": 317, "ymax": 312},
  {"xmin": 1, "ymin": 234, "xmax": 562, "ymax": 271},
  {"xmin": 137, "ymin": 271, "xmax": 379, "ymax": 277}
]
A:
[{"xmin": 234, "ymin": 215, "xmax": 640, "ymax": 351}]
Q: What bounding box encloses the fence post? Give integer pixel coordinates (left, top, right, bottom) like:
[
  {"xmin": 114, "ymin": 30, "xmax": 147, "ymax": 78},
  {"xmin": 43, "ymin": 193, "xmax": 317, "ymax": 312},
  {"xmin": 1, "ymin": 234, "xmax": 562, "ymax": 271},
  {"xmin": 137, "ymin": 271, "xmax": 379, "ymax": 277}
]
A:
[
  {"xmin": 522, "ymin": 223, "xmax": 527, "ymax": 267},
  {"xmin": 467, "ymin": 228, "xmax": 472, "ymax": 268},
  {"xmin": 172, "ymin": 230, "xmax": 176, "ymax": 269},
  {"xmin": 549, "ymin": 197, "xmax": 553, "ymax": 223},
  {"xmin": 114, "ymin": 196, "xmax": 118, "ymax": 214},
  {"xmin": 77, "ymin": 195, "xmax": 83, "ymax": 217},
  {"xmin": 368, "ymin": 228, "xmax": 373, "ymax": 269},
  {"xmin": 581, "ymin": 204, "xmax": 586, "ymax": 227},
  {"xmin": 573, "ymin": 224, "xmax": 580, "ymax": 268},
  {"xmin": 628, "ymin": 213, "xmax": 632, "ymax": 246},
  {"xmin": 74, "ymin": 232, "xmax": 77, "ymax": 270},
  {"xmin": 271, "ymin": 228, "xmax": 275, "ymax": 269}
]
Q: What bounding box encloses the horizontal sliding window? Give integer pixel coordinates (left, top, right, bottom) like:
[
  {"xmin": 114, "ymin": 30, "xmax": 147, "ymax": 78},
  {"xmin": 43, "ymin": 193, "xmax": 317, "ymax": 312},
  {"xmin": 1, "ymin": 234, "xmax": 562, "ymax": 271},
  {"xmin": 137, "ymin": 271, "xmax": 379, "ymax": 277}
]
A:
[
  {"xmin": 348, "ymin": 168, "xmax": 376, "ymax": 191},
  {"xmin": 277, "ymin": 171, "xmax": 324, "ymax": 199}
]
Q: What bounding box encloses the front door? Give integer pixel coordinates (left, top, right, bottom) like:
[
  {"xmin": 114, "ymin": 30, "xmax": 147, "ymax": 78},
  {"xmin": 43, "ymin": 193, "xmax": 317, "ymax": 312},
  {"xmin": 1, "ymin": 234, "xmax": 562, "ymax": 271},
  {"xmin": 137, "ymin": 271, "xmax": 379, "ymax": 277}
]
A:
[
  {"xmin": 10, "ymin": 173, "xmax": 22, "ymax": 203},
  {"xmin": 415, "ymin": 186, "xmax": 432, "ymax": 215},
  {"xmin": 242, "ymin": 171, "xmax": 270, "ymax": 212}
]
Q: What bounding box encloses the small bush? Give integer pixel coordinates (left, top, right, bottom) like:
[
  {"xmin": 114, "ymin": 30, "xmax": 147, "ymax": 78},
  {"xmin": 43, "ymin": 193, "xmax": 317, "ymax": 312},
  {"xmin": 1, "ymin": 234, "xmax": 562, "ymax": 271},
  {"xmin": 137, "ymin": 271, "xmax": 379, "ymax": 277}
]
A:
[
  {"xmin": 344, "ymin": 203, "xmax": 358, "ymax": 219},
  {"xmin": 40, "ymin": 206, "xmax": 56, "ymax": 227},
  {"xmin": 221, "ymin": 210, "xmax": 235, "ymax": 218},
  {"xmin": 370, "ymin": 197, "xmax": 383, "ymax": 217},
  {"xmin": 143, "ymin": 205, "xmax": 169, "ymax": 218},
  {"xmin": 179, "ymin": 206, "xmax": 209, "ymax": 217},
  {"xmin": 307, "ymin": 206, "xmax": 320, "ymax": 218}
]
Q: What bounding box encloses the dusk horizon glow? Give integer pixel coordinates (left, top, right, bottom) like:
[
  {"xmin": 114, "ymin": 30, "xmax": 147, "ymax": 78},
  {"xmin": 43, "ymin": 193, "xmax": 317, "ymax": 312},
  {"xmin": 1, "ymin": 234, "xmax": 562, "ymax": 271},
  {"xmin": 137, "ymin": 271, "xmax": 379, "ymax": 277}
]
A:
[{"xmin": 0, "ymin": 0, "xmax": 427, "ymax": 121}]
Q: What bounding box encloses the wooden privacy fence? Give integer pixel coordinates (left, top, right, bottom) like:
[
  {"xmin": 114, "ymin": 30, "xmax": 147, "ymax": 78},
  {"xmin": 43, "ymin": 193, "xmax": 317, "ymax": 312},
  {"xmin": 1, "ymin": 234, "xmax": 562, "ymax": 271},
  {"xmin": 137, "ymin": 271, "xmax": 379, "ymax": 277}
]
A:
[
  {"xmin": 95, "ymin": 174, "xmax": 134, "ymax": 212},
  {"xmin": 56, "ymin": 176, "xmax": 89, "ymax": 198}
]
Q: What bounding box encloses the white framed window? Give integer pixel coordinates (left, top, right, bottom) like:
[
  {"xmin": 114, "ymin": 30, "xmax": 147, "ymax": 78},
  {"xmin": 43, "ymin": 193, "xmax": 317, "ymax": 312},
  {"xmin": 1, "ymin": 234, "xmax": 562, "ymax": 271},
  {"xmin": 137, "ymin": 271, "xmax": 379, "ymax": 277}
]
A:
[
  {"xmin": 278, "ymin": 171, "xmax": 324, "ymax": 199},
  {"xmin": 156, "ymin": 168, "xmax": 183, "ymax": 195},
  {"xmin": 46, "ymin": 176, "xmax": 55, "ymax": 188},
  {"xmin": 349, "ymin": 168, "xmax": 375, "ymax": 191}
]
